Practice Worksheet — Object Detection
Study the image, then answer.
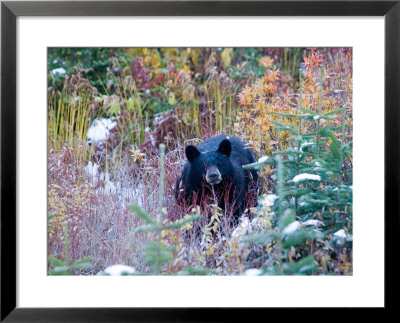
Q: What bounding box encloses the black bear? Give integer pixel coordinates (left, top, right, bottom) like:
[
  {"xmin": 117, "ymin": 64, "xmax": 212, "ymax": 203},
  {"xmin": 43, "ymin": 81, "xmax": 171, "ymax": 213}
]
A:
[{"xmin": 175, "ymin": 135, "xmax": 258, "ymax": 221}]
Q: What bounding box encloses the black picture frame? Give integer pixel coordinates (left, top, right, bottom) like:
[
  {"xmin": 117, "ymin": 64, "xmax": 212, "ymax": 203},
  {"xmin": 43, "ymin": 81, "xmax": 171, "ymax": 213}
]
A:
[{"xmin": 1, "ymin": 0, "xmax": 398, "ymax": 321}]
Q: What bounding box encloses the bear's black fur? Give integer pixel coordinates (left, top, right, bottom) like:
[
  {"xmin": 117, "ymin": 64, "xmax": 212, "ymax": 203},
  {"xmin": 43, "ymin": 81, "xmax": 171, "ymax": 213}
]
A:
[{"xmin": 175, "ymin": 135, "xmax": 258, "ymax": 221}]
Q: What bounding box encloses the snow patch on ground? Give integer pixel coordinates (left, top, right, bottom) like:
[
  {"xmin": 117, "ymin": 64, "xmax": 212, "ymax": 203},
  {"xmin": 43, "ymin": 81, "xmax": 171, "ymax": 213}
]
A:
[
  {"xmin": 244, "ymin": 268, "xmax": 263, "ymax": 276},
  {"xmin": 333, "ymin": 229, "xmax": 351, "ymax": 245},
  {"xmin": 84, "ymin": 161, "xmax": 101, "ymax": 180},
  {"xmin": 302, "ymin": 219, "xmax": 324, "ymax": 227},
  {"xmin": 282, "ymin": 221, "xmax": 302, "ymax": 235},
  {"xmin": 103, "ymin": 264, "xmax": 135, "ymax": 276},
  {"xmin": 334, "ymin": 229, "xmax": 347, "ymax": 239},
  {"xmin": 300, "ymin": 142, "xmax": 314, "ymax": 151},
  {"xmin": 258, "ymin": 156, "xmax": 268, "ymax": 163},
  {"xmin": 282, "ymin": 219, "xmax": 324, "ymax": 235},
  {"xmin": 293, "ymin": 173, "xmax": 321, "ymax": 183},
  {"xmin": 51, "ymin": 67, "xmax": 66, "ymax": 75},
  {"xmin": 231, "ymin": 217, "xmax": 252, "ymax": 240},
  {"xmin": 87, "ymin": 118, "xmax": 118, "ymax": 144},
  {"xmin": 261, "ymin": 194, "xmax": 278, "ymax": 208}
]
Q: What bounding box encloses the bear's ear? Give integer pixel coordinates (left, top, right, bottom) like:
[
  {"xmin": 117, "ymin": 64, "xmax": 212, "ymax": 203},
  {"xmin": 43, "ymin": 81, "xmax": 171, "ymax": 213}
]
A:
[
  {"xmin": 217, "ymin": 139, "xmax": 231, "ymax": 157},
  {"xmin": 185, "ymin": 145, "xmax": 201, "ymax": 162}
]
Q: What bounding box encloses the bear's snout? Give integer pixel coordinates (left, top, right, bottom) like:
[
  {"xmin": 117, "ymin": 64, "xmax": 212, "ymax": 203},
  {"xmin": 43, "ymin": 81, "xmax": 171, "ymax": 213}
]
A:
[{"xmin": 206, "ymin": 166, "xmax": 222, "ymax": 185}]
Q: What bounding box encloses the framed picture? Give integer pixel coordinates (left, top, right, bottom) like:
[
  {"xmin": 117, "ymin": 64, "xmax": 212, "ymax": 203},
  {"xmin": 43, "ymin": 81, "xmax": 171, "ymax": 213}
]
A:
[{"xmin": 1, "ymin": 0, "xmax": 398, "ymax": 321}]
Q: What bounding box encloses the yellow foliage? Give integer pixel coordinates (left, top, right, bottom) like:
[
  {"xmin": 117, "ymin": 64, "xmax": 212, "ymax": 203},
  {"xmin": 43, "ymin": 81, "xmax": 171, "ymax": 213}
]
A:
[
  {"xmin": 221, "ymin": 48, "xmax": 233, "ymax": 68},
  {"xmin": 236, "ymin": 48, "xmax": 353, "ymax": 174},
  {"xmin": 259, "ymin": 56, "xmax": 274, "ymax": 68}
]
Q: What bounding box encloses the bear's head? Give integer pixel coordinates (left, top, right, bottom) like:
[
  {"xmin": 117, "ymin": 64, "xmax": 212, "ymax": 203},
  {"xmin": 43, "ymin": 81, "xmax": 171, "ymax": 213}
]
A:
[{"xmin": 185, "ymin": 139, "xmax": 233, "ymax": 185}]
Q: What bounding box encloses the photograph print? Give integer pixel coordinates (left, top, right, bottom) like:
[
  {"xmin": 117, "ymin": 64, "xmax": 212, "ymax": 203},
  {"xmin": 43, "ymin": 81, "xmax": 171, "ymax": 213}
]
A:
[{"xmin": 47, "ymin": 47, "xmax": 353, "ymax": 276}]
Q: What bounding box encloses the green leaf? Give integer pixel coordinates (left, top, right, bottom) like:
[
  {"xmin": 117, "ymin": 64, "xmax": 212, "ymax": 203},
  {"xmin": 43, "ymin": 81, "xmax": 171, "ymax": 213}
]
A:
[
  {"xmin": 271, "ymin": 121, "xmax": 298, "ymax": 135},
  {"xmin": 262, "ymin": 266, "xmax": 280, "ymax": 275},
  {"xmin": 48, "ymin": 257, "xmax": 65, "ymax": 267},
  {"xmin": 320, "ymin": 127, "xmax": 341, "ymax": 159},
  {"xmin": 283, "ymin": 231, "xmax": 320, "ymax": 249},
  {"xmin": 297, "ymin": 256, "xmax": 318, "ymax": 274},
  {"xmin": 163, "ymin": 214, "xmax": 201, "ymax": 229},
  {"xmin": 71, "ymin": 256, "xmax": 92, "ymax": 265},
  {"xmin": 51, "ymin": 266, "xmax": 71, "ymax": 275},
  {"xmin": 143, "ymin": 242, "xmax": 175, "ymax": 269},
  {"xmin": 329, "ymin": 140, "xmax": 341, "ymax": 159},
  {"xmin": 242, "ymin": 157, "xmax": 272, "ymax": 170},
  {"xmin": 70, "ymin": 257, "xmax": 92, "ymax": 269},
  {"xmin": 282, "ymin": 256, "xmax": 317, "ymax": 275},
  {"xmin": 319, "ymin": 127, "xmax": 335, "ymax": 139},
  {"xmin": 323, "ymin": 107, "xmax": 346, "ymax": 117},
  {"xmin": 243, "ymin": 232, "xmax": 277, "ymax": 245},
  {"xmin": 130, "ymin": 204, "xmax": 156, "ymax": 225},
  {"xmin": 157, "ymin": 68, "xmax": 170, "ymax": 75},
  {"xmin": 270, "ymin": 111, "xmax": 301, "ymax": 119},
  {"xmin": 69, "ymin": 262, "xmax": 92, "ymax": 270},
  {"xmin": 48, "ymin": 270, "xmax": 69, "ymax": 276},
  {"xmin": 134, "ymin": 224, "xmax": 160, "ymax": 234},
  {"xmin": 178, "ymin": 267, "xmax": 217, "ymax": 276},
  {"xmin": 300, "ymin": 107, "xmax": 317, "ymax": 115}
]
